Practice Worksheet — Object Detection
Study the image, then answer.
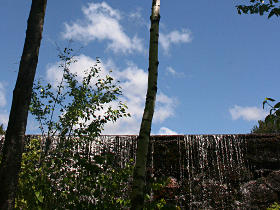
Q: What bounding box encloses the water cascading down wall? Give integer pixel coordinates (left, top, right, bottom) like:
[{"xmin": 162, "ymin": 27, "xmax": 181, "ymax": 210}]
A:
[
  {"xmin": 148, "ymin": 134, "xmax": 280, "ymax": 209},
  {"xmin": 0, "ymin": 134, "xmax": 280, "ymax": 209}
]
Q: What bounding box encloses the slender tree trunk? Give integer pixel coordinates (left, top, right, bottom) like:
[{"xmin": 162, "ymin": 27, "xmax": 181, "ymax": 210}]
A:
[
  {"xmin": 130, "ymin": 0, "xmax": 160, "ymax": 209},
  {"xmin": 0, "ymin": 0, "xmax": 47, "ymax": 208}
]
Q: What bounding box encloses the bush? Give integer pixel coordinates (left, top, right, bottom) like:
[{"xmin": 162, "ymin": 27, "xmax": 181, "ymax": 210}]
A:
[
  {"xmin": 15, "ymin": 138, "xmax": 134, "ymax": 209},
  {"xmin": 267, "ymin": 202, "xmax": 280, "ymax": 210},
  {"xmin": 251, "ymin": 98, "xmax": 280, "ymax": 134},
  {"xmin": 15, "ymin": 48, "xmax": 132, "ymax": 209}
]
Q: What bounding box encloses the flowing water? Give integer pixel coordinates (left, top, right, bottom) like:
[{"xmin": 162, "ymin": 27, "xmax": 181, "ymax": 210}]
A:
[
  {"xmin": 0, "ymin": 134, "xmax": 257, "ymax": 208},
  {"xmin": 80, "ymin": 134, "xmax": 253, "ymax": 209},
  {"xmin": 149, "ymin": 135, "xmax": 253, "ymax": 209}
]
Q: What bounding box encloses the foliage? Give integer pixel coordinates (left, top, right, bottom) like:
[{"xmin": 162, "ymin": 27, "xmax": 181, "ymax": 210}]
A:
[
  {"xmin": 14, "ymin": 137, "xmax": 180, "ymax": 209},
  {"xmin": 0, "ymin": 124, "xmax": 5, "ymax": 135},
  {"xmin": 15, "ymin": 138, "xmax": 134, "ymax": 209},
  {"xmin": 14, "ymin": 47, "xmax": 133, "ymax": 209},
  {"xmin": 15, "ymin": 138, "xmax": 178, "ymax": 209},
  {"xmin": 263, "ymin": 97, "xmax": 280, "ymax": 116},
  {"xmin": 15, "ymin": 141, "xmax": 180, "ymax": 209},
  {"xmin": 15, "ymin": 138, "xmax": 53, "ymax": 209},
  {"xmin": 144, "ymin": 177, "xmax": 181, "ymax": 210},
  {"xmin": 267, "ymin": 202, "xmax": 280, "ymax": 210},
  {"xmin": 15, "ymin": 47, "xmax": 181, "ymax": 209},
  {"xmin": 251, "ymin": 117, "xmax": 280, "ymax": 133},
  {"xmin": 252, "ymin": 98, "xmax": 280, "ymax": 134},
  {"xmin": 16, "ymin": 139, "xmax": 136, "ymax": 209},
  {"xmin": 29, "ymin": 48, "xmax": 129, "ymax": 144},
  {"xmin": 236, "ymin": 0, "xmax": 280, "ymax": 18}
]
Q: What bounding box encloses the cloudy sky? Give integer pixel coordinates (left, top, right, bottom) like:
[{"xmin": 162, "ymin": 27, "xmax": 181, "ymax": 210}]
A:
[{"xmin": 1, "ymin": 0, "xmax": 279, "ymax": 134}]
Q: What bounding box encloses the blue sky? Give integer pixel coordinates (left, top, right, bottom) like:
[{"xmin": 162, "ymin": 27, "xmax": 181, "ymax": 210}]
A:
[{"xmin": 0, "ymin": 0, "xmax": 279, "ymax": 134}]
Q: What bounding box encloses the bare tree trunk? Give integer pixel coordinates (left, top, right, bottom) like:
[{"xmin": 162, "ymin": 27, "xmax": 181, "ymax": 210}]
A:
[
  {"xmin": 130, "ymin": 0, "xmax": 160, "ymax": 209},
  {"xmin": 0, "ymin": 0, "xmax": 47, "ymax": 208}
]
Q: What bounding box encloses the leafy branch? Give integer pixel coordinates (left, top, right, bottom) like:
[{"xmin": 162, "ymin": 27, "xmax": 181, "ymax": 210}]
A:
[
  {"xmin": 236, "ymin": 0, "xmax": 280, "ymax": 18},
  {"xmin": 256, "ymin": 97, "xmax": 280, "ymax": 134},
  {"xmin": 29, "ymin": 47, "xmax": 130, "ymax": 155}
]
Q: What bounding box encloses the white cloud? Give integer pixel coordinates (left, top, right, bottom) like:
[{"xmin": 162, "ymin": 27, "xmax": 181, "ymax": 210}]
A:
[
  {"xmin": 157, "ymin": 127, "xmax": 178, "ymax": 135},
  {"xmin": 63, "ymin": 2, "xmax": 144, "ymax": 54},
  {"xmin": 0, "ymin": 82, "xmax": 8, "ymax": 128},
  {"xmin": 167, "ymin": 66, "xmax": 176, "ymax": 75},
  {"xmin": 26, "ymin": 118, "xmax": 40, "ymax": 134},
  {"xmin": 128, "ymin": 8, "xmax": 146, "ymax": 26},
  {"xmin": 229, "ymin": 105, "xmax": 268, "ymax": 121},
  {"xmin": 100, "ymin": 63, "xmax": 146, "ymax": 134},
  {"xmin": 0, "ymin": 113, "xmax": 8, "ymax": 127},
  {"xmin": 129, "ymin": 9, "xmax": 142, "ymax": 20},
  {"xmin": 45, "ymin": 55, "xmax": 177, "ymax": 135},
  {"xmin": 154, "ymin": 93, "xmax": 176, "ymax": 123},
  {"xmin": 0, "ymin": 82, "xmax": 7, "ymax": 107},
  {"xmin": 103, "ymin": 62, "xmax": 176, "ymax": 134},
  {"xmin": 46, "ymin": 54, "xmax": 106, "ymax": 86},
  {"xmin": 166, "ymin": 66, "xmax": 186, "ymax": 78},
  {"xmin": 159, "ymin": 29, "xmax": 192, "ymax": 54}
]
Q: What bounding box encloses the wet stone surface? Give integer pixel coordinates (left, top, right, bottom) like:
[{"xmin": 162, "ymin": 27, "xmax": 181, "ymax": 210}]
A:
[{"xmin": 1, "ymin": 134, "xmax": 280, "ymax": 209}]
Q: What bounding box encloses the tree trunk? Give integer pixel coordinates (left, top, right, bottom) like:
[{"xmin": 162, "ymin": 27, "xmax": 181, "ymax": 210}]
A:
[
  {"xmin": 0, "ymin": 0, "xmax": 47, "ymax": 208},
  {"xmin": 130, "ymin": 0, "xmax": 160, "ymax": 209}
]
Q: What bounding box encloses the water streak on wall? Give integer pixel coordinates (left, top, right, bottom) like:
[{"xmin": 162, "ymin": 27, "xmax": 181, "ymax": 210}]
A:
[{"xmin": 0, "ymin": 134, "xmax": 279, "ymax": 208}]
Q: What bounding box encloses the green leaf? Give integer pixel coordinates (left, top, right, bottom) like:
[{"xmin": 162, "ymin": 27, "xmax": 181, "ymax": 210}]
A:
[
  {"xmin": 35, "ymin": 191, "xmax": 44, "ymax": 203},
  {"xmin": 274, "ymin": 102, "xmax": 280, "ymax": 109},
  {"xmin": 265, "ymin": 97, "xmax": 275, "ymax": 102},
  {"xmin": 263, "ymin": 100, "xmax": 267, "ymax": 109},
  {"xmin": 265, "ymin": 114, "xmax": 274, "ymax": 123}
]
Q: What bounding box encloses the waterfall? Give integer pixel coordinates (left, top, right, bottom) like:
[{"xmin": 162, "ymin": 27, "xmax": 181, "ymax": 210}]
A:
[
  {"xmin": 1, "ymin": 134, "xmax": 278, "ymax": 209},
  {"xmin": 150, "ymin": 135, "xmax": 253, "ymax": 209}
]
